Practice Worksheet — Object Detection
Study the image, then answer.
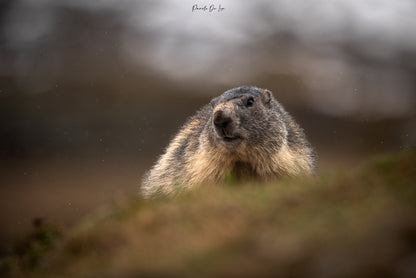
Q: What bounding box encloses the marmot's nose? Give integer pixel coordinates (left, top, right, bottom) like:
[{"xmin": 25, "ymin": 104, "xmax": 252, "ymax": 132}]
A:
[{"xmin": 213, "ymin": 110, "xmax": 232, "ymax": 129}]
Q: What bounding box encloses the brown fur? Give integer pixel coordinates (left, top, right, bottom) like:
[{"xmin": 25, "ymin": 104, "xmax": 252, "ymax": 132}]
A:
[{"xmin": 141, "ymin": 86, "xmax": 316, "ymax": 198}]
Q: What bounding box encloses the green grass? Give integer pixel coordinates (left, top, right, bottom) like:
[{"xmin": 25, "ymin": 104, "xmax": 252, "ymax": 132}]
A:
[{"xmin": 2, "ymin": 150, "xmax": 416, "ymax": 278}]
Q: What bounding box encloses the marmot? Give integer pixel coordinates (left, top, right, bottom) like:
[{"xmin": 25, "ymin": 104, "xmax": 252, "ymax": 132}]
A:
[{"xmin": 141, "ymin": 86, "xmax": 316, "ymax": 198}]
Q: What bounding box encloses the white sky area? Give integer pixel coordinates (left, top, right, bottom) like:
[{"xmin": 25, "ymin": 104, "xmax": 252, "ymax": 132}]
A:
[
  {"xmin": 124, "ymin": 0, "xmax": 416, "ymax": 78},
  {"xmin": 2, "ymin": 0, "xmax": 416, "ymax": 117}
]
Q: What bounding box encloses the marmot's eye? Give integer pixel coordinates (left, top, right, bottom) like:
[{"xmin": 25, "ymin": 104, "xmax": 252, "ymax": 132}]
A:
[{"xmin": 246, "ymin": 98, "xmax": 254, "ymax": 107}]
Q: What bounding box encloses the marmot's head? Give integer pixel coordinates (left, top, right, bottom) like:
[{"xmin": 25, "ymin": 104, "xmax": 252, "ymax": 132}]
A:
[{"xmin": 207, "ymin": 86, "xmax": 287, "ymax": 153}]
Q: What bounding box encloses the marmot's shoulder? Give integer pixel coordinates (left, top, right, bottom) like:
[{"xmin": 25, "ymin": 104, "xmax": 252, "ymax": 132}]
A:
[{"xmin": 166, "ymin": 103, "xmax": 212, "ymax": 155}]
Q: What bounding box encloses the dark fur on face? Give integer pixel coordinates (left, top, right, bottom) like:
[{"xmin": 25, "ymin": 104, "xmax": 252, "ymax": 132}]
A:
[{"xmin": 207, "ymin": 86, "xmax": 286, "ymax": 153}]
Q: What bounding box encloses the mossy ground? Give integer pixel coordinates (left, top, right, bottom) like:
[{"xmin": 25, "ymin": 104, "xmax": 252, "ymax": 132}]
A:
[{"xmin": 2, "ymin": 150, "xmax": 416, "ymax": 278}]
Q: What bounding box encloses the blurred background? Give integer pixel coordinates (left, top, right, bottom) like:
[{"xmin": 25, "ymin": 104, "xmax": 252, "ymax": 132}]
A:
[{"xmin": 0, "ymin": 0, "xmax": 415, "ymax": 254}]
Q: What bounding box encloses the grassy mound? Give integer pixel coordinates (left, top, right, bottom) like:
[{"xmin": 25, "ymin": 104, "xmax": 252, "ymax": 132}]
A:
[{"xmin": 3, "ymin": 150, "xmax": 416, "ymax": 278}]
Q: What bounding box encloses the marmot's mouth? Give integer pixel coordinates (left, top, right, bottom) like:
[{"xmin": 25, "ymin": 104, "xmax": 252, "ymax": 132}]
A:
[{"xmin": 222, "ymin": 135, "xmax": 242, "ymax": 143}]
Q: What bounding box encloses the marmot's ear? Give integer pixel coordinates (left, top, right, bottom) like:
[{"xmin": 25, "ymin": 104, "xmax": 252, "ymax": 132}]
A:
[{"xmin": 262, "ymin": 89, "xmax": 272, "ymax": 106}]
